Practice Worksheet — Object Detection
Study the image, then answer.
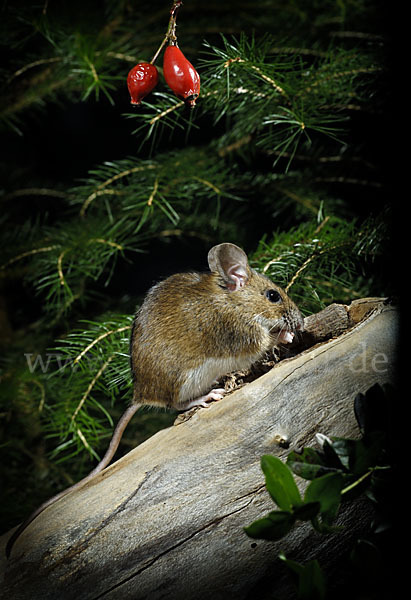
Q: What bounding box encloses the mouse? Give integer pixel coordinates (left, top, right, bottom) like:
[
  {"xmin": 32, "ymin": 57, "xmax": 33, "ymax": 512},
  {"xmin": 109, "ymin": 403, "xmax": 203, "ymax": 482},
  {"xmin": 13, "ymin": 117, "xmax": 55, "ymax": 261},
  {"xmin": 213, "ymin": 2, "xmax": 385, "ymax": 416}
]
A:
[{"xmin": 6, "ymin": 242, "xmax": 303, "ymax": 557}]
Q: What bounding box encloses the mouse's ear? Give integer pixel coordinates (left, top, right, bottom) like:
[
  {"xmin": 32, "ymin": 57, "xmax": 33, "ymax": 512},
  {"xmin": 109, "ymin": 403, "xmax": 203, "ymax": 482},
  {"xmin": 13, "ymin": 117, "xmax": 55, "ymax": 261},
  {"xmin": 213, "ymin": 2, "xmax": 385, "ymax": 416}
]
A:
[{"xmin": 208, "ymin": 243, "xmax": 250, "ymax": 291}]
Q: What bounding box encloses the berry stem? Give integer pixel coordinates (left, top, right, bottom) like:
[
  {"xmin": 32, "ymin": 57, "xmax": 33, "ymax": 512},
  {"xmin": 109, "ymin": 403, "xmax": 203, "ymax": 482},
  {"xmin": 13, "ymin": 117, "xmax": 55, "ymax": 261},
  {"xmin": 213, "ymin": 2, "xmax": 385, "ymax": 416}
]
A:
[{"xmin": 150, "ymin": 0, "xmax": 182, "ymax": 65}]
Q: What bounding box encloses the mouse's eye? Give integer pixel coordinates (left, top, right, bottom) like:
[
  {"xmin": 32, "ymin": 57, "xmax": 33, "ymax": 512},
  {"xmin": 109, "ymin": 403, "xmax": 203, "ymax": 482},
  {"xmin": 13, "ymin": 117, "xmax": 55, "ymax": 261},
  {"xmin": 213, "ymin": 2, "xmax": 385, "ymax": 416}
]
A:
[{"xmin": 265, "ymin": 289, "xmax": 282, "ymax": 303}]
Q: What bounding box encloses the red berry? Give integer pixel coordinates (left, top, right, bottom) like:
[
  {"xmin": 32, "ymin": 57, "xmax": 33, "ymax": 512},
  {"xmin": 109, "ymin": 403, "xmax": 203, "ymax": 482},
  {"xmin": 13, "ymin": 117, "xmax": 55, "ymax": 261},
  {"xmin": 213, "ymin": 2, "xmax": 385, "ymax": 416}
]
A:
[
  {"xmin": 163, "ymin": 45, "xmax": 200, "ymax": 107},
  {"xmin": 127, "ymin": 63, "xmax": 159, "ymax": 105}
]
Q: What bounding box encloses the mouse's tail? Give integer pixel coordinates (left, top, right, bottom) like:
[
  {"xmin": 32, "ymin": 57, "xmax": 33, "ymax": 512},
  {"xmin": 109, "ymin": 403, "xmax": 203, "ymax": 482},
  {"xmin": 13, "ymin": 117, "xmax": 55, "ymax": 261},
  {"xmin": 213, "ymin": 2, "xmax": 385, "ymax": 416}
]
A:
[{"xmin": 6, "ymin": 402, "xmax": 140, "ymax": 558}]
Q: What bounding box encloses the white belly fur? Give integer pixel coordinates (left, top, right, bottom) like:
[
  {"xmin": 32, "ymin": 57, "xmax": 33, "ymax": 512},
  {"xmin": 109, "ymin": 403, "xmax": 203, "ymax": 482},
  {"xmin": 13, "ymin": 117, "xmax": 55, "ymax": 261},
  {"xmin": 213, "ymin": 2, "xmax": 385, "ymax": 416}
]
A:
[{"xmin": 178, "ymin": 352, "xmax": 263, "ymax": 405}]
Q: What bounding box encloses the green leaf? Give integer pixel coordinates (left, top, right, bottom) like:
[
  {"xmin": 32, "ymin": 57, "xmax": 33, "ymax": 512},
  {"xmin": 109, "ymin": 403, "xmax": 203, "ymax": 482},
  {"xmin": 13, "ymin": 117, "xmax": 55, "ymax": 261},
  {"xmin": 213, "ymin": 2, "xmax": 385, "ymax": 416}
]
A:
[
  {"xmin": 330, "ymin": 432, "xmax": 385, "ymax": 476},
  {"xmin": 287, "ymin": 448, "xmax": 342, "ymax": 480},
  {"xmin": 326, "ymin": 437, "xmax": 354, "ymax": 469},
  {"xmin": 244, "ymin": 511, "xmax": 295, "ymax": 541},
  {"xmin": 261, "ymin": 455, "xmax": 302, "ymax": 511},
  {"xmin": 293, "ymin": 501, "xmax": 321, "ymax": 522},
  {"xmin": 279, "ymin": 555, "xmax": 326, "ymax": 600},
  {"xmin": 278, "ymin": 553, "xmax": 305, "ymax": 577},
  {"xmin": 298, "ymin": 559, "xmax": 326, "ymax": 600},
  {"xmin": 350, "ymin": 432, "xmax": 386, "ymax": 475},
  {"xmin": 304, "ymin": 473, "xmax": 344, "ymax": 528},
  {"xmin": 321, "ymin": 438, "xmax": 348, "ymax": 470}
]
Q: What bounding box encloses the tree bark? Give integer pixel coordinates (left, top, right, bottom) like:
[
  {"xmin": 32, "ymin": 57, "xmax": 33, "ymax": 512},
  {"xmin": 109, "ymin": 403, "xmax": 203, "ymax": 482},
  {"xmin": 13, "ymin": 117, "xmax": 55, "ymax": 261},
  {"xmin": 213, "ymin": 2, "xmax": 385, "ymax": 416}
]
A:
[{"xmin": 0, "ymin": 298, "xmax": 398, "ymax": 600}]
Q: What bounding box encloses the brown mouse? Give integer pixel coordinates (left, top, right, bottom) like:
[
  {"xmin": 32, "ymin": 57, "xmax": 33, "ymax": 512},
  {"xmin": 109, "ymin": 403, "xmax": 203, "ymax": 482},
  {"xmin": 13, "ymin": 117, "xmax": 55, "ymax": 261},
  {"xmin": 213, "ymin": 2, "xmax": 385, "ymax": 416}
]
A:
[{"xmin": 6, "ymin": 242, "xmax": 303, "ymax": 557}]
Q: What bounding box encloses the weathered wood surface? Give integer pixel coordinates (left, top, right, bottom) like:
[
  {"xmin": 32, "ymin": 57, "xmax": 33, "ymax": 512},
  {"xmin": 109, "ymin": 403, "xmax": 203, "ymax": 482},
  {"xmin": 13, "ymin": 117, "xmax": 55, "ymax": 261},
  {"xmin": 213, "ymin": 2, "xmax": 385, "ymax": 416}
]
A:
[{"xmin": 0, "ymin": 298, "xmax": 398, "ymax": 600}]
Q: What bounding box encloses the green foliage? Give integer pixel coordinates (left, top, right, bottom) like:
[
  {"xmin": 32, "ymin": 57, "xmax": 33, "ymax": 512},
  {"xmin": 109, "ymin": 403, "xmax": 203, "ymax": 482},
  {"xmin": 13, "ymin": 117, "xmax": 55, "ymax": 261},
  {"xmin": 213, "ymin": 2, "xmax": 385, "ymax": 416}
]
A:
[
  {"xmin": 250, "ymin": 208, "xmax": 390, "ymax": 313},
  {"xmin": 262, "ymin": 454, "xmax": 303, "ymax": 511},
  {"xmin": 129, "ymin": 31, "xmax": 382, "ymax": 164},
  {"xmin": 1, "ymin": 147, "xmax": 247, "ymax": 320},
  {"xmin": 244, "ymin": 384, "xmax": 394, "ymax": 597},
  {"xmin": 246, "ymin": 384, "xmax": 392, "ymax": 540},
  {"xmin": 279, "ymin": 554, "xmax": 326, "ymax": 600},
  {"xmin": 201, "ymin": 34, "xmax": 377, "ymax": 160},
  {"xmin": 244, "ymin": 455, "xmax": 344, "ymax": 541},
  {"xmin": 1, "ymin": 0, "xmax": 384, "ymax": 131},
  {"xmin": 43, "ymin": 315, "xmax": 134, "ymax": 462}
]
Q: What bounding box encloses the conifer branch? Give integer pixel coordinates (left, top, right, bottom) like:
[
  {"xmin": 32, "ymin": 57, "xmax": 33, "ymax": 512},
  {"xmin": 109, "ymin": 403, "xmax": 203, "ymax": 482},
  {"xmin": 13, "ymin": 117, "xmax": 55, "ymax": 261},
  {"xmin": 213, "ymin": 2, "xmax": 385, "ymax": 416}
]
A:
[
  {"xmin": 57, "ymin": 249, "xmax": 69, "ymax": 287},
  {"xmin": 157, "ymin": 228, "xmax": 212, "ymax": 242},
  {"xmin": 89, "ymin": 238, "xmax": 124, "ymax": 251},
  {"xmin": 79, "ymin": 190, "xmax": 126, "ymax": 217},
  {"xmin": 147, "ymin": 178, "xmax": 159, "ymax": 206},
  {"xmin": 73, "ymin": 326, "xmax": 132, "ymax": 365},
  {"xmin": 0, "ymin": 246, "xmax": 60, "ymax": 271},
  {"xmin": 76, "ymin": 427, "xmax": 98, "ymax": 457},
  {"xmin": 80, "ymin": 165, "xmax": 158, "ymax": 216},
  {"xmin": 8, "ymin": 57, "xmax": 62, "ymax": 82},
  {"xmin": 71, "ymin": 355, "xmax": 115, "ymax": 423},
  {"xmin": 302, "ymin": 66, "xmax": 383, "ymax": 95},
  {"xmin": 149, "ymin": 99, "xmax": 186, "ymax": 125},
  {"xmin": 261, "ymin": 217, "xmax": 331, "ymax": 274},
  {"xmin": 83, "ymin": 55, "xmax": 99, "ymax": 86},
  {"xmin": 3, "ymin": 188, "xmax": 71, "ymax": 200},
  {"xmin": 192, "ymin": 176, "xmax": 222, "ymax": 196},
  {"xmin": 23, "ymin": 379, "xmax": 46, "ymax": 413},
  {"xmin": 224, "ymin": 57, "xmax": 288, "ymax": 99},
  {"xmin": 255, "ymin": 211, "xmax": 389, "ymax": 311},
  {"xmin": 285, "ymin": 246, "xmax": 335, "ymax": 293},
  {"xmin": 273, "ymin": 186, "xmax": 318, "ymax": 214},
  {"xmin": 313, "ymin": 176, "xmax": 382, "ymax": 188}
]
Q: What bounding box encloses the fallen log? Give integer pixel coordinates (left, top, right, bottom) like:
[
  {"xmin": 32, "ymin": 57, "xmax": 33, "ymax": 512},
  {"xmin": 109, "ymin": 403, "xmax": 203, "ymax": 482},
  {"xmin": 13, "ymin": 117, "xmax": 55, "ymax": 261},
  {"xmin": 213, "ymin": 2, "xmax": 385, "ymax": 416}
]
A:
[{"xmin": 0, "ymin": 298, "xmax": 398, "ymax": 600}]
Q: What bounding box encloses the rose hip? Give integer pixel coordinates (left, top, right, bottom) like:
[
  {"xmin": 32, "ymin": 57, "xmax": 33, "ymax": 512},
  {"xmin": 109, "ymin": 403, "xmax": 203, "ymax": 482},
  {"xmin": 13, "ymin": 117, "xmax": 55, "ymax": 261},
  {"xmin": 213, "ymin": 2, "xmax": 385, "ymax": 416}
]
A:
[
  {"xmin": 163, "ymin": 45, "xmax": 200, "ymax": 107},
  {"xmin": 127, "ymin": 63, "xmax": 159, "ymax": 105}
]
